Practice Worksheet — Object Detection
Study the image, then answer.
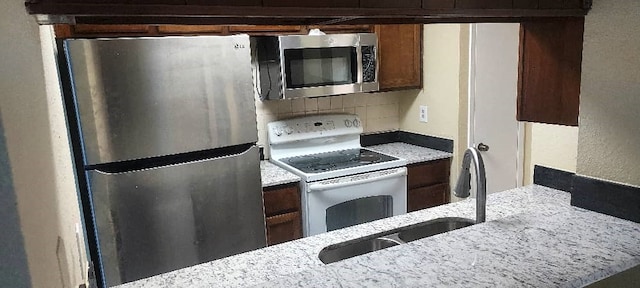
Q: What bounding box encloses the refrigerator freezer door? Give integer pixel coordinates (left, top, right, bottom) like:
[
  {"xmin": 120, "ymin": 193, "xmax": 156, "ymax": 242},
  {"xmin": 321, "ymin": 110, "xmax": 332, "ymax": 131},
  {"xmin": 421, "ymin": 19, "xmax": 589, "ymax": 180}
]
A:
[
  {"xmin": 65, "ymin": 35, "xmax": 257, "ymax": 166},
  {"xmin": 88, "ymin": 146, "xmax": 265, "ymax": 286}
]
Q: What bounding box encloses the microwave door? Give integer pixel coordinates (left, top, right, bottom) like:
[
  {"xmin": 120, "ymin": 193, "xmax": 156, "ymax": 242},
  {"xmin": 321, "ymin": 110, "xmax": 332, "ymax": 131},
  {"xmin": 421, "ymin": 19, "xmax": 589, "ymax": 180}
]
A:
[
  {"xmin": 282, "ymin": 46, "xmax": 361, "ymax": 98},
  {"xmin": 277, "ymin": 34, "xmax": 361, "ymax": 99}
]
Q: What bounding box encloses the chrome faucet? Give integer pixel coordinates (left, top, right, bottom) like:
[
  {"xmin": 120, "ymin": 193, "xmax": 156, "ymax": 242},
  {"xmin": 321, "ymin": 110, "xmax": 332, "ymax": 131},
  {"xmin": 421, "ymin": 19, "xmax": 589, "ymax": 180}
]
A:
[{"xmin": 454, "ymin": 147, "xmax": 487, "ymax": 223}]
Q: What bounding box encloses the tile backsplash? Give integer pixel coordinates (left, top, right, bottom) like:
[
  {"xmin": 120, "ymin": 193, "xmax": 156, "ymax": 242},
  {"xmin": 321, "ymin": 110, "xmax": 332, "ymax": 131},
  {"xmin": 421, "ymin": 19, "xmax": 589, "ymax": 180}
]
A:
[{"xmin": 256, "ymin": 92, "xmax": 403, "ymax": 159}]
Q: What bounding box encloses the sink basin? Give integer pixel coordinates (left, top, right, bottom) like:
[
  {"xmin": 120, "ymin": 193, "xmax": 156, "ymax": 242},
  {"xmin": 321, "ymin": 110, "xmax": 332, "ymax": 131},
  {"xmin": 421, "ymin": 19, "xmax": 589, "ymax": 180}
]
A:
[
  {"xmin": 318, "ymin": 217, "xmax": 476, "ymax": 264},
  {"xmin": 397, "ymin": 217, "xmax": 475, "ymax": 242},
  {"xmin": 319, "ymin": 237, "xmax": 402, "ymax": 264}
]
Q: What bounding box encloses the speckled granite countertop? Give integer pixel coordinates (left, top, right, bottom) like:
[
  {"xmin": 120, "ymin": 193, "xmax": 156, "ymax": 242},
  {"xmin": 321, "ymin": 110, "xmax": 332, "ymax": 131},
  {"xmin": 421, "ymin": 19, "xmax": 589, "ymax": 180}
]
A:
[
  {"xmin": 260, "ymin": 160, "xmax": 300, "ymax": 188},
  {"xmin": 116, "ymin": 185, "xmax": 640, "ymax": 288},
  {"xmin": 367, "ymin": 142, "xmax": 453, "ymax": 164}
]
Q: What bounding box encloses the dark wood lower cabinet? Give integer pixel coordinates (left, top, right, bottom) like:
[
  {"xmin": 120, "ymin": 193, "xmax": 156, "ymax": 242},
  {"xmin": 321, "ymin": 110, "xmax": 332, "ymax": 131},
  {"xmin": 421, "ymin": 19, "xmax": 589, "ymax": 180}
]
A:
[
  {"xmin": 265, "ymin": 211, "xmax": 302, "ymax": 245},
  {"xmin": 262, "ymin": 183, "xmax": 303, "ymax": 246},
  {"xmin": 408, "ymin": 183, "xmax": 450, "ymax": 211},
  {"xmin": 406, "ymin": 158, "xmax": 452, "ymax": 212}
]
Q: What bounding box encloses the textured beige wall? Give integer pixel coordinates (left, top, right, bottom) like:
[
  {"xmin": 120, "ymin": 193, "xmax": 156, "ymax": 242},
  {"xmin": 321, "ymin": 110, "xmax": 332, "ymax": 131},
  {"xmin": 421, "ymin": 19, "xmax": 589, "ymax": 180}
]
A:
[
  {"xmin": 257, "ymin": 91, "xmax": 410, "ymax": 158},
  {"xmin": 399, "ymin": 24, "xmax": 468, "ymax": 193},
  {"xmin": 0, "ymin": 2, "xmax": 86, "ymax": 287},
  {"xmin": 399, "ymin": 24, "xmax": 463, "ymax": 140},
  {"xmin": 523, "ymin": 123, "xmax": 579, "ymax": 185},
  {"xmin": 576, "ymin": 0, "xmax": 640, "ymax": 186}
]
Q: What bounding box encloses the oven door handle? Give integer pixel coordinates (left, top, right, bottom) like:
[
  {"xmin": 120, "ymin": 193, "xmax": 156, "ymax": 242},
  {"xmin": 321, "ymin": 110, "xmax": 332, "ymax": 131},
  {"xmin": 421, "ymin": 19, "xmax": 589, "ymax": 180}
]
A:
[{"xmin": 307, "ymin": 168, "xmax": 406, "ymax": 192}]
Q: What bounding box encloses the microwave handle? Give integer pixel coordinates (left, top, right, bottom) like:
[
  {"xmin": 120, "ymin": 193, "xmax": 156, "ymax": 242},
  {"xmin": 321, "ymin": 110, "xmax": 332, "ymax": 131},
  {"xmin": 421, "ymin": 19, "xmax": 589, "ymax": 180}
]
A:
[{"xmin": 307, "ymin": 168, "xmax": 406, "ymax": 192}]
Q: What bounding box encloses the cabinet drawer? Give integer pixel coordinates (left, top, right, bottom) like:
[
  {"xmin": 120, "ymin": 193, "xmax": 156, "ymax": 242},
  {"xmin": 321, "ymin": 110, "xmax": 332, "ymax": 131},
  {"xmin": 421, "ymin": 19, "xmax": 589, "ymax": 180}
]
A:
[
  {"xmin": 263, "ymin": 185, "xmax": 300, "ymax": 217},
  {"xmin": 266, "ymin": 211, "xmax": 302, "ymax": 245},
  {"xmin": 407, "ymin": 158, "xmax": 451, "ymax": 189},
  {"xmin": 408, "ymin": 183, "xmax": 449, "ymax": 212}
]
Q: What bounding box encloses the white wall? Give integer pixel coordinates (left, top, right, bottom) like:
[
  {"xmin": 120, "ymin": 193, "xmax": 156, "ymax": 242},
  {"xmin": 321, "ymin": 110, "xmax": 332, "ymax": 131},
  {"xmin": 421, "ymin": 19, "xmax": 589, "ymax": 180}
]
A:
[
  {"xmin": 0, "ymin": 2, "xmax": 87, "ymax": 287},
  {"xmin": 576, "ymin": 0, "xmax": 640, "ymax": 187}
]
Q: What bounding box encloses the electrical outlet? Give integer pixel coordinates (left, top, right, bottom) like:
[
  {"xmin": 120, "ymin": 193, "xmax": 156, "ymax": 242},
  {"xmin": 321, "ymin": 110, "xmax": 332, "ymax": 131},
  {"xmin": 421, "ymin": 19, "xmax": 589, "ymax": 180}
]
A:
[{"xmin": 419, "ymin": 105, "xmax": 428, "ymax": 123}]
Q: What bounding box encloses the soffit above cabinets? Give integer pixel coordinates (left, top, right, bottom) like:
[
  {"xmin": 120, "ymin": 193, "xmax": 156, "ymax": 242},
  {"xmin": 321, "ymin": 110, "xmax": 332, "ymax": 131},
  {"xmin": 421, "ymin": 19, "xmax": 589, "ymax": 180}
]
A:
[{"xmin": 26, "ymin": 0, "xmax": 592, "ymax": 25}]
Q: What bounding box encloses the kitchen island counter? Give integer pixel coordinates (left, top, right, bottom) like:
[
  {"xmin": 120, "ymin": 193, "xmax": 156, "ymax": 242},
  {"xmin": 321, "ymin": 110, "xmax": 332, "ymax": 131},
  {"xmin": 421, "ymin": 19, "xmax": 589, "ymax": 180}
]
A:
[{"xmin": 116, "ymin": 185, "xmax": 640, "ymax": 288}]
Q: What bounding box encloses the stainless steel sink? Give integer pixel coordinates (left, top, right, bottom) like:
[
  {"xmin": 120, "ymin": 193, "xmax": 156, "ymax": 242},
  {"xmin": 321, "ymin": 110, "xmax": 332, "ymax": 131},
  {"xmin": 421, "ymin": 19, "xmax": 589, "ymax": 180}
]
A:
[
  {"xmin": 397, "ymin": 217, "xmax": 475, "ymax": 242},
  {"xmin": 318, "ymin": 217, "xmax": 475, "ymax": 264},
  {"xmin": 319, "ymin": 236, "xmax": 403, "ymax": 264}
]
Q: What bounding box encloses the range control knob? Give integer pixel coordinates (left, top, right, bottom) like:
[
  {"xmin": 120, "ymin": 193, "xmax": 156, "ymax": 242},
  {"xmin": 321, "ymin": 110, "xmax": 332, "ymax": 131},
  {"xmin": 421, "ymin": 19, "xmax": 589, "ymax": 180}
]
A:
[
  {"xmin": 352, "ymin": 119, "xmax": 361, "ymax": 127},
  {"xmin": 284, "ymin": 127, "xmax": 294, "ymax": 135},
  {"xmin": 274, "ymin": 128, "xmax": 283, "ymax": 136},
  {"xmin": 344, "ymin": 119, "xmax": 352, "ymax": 127}
]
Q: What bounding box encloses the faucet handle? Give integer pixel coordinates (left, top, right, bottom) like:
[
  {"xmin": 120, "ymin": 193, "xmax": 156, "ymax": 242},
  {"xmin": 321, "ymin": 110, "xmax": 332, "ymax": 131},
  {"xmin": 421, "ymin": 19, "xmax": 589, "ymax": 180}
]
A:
[{"xmin": 476, "ymin": 143, "xmax": 489, "ymax": 152}]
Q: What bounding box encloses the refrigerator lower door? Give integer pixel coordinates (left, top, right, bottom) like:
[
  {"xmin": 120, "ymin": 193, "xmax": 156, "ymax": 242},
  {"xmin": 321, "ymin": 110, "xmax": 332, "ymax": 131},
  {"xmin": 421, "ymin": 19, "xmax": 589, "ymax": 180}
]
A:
[{"xmin": 88, "ymin": 146, "xmax": 265, "ymax": 287}]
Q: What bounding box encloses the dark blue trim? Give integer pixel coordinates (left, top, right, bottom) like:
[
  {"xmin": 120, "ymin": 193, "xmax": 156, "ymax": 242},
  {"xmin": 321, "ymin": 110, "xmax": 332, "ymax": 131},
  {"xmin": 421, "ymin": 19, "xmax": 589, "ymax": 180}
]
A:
[
  {"xmin": 571, "ymin": 175, "xmax": 640, "ymax": 224},
  {"xmin": 533, "ymin": 165, "xmax": 574, "ymax": 193},
  {"xmin": 361, "ymin": 131, "xmax": 454, "ymax": 153}
]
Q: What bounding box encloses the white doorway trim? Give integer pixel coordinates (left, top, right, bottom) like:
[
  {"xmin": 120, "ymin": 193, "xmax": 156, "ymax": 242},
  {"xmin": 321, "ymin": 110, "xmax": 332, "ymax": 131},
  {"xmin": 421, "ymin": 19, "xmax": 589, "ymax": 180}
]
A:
[{"xmin": 467, "ymin": 23, "xmax": 525, "ymax": 190}]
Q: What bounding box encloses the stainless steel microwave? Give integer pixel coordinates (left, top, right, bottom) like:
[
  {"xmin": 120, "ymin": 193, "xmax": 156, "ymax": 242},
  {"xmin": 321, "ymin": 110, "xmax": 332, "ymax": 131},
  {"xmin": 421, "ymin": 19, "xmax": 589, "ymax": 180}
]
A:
[{"xmin": 251, "ymin": 33, "xmax": 379, "ymax": 100}]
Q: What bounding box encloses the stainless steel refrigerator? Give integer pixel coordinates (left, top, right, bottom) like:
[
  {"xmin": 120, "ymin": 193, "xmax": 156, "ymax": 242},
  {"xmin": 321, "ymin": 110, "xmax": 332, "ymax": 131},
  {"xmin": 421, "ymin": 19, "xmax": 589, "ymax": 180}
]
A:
[{"xmin": 61, "ymin": 35, "xmax": 266, "ymax": 287}]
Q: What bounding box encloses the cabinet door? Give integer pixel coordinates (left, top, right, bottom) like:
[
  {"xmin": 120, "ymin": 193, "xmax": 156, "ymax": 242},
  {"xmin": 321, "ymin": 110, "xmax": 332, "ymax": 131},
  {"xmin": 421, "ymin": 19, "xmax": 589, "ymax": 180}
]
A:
[
  {"xmin": 265, "ymin": 212, "xmax": 303, "ymax": 245},
  {"xmin": 408, "ymin": 183, "xmax": 450, "ymax": 212},
  {"xmin": 455, "ymin": 0, "xmax": 512, "ymax": 8},
  {"xmin": 263, "ymin": 185, "xmax": 300, "ymax": 217},
  {"xmin": 360, "ymin": 0, "xmax": 421, "ymax": 8},
  {"xmin": 375, "ymin": 24, "xmax": 423, "ymax": 90},
  {"xmin": 72, "ymin": 24, "xmax": 151, "ymax": 36},
  {"xmin": 407, "ymin": 158, "xmax": 451, "ymax": 189},
  {"xmin": 263, "ymin": 0, "xmax": 358, "ymax": 7},
  {"xmin": 227, "ymin": 25, "xmax": 303, "ymax": 34},
  {"xmin": 517, "ymin": 17, "xmax": 583, "ymax": 126},
  {"xmin": 157, "ymin": 25, "xmax": 224, "ymax": 34}
]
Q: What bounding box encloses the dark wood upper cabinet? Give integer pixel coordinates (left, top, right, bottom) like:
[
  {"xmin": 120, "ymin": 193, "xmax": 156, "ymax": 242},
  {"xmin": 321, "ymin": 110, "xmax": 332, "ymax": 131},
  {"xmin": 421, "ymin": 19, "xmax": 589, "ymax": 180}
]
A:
[
  {"xmin": 517, "ymin": 17, "xmax": 584, "ymax": 126},
  {"xmin": 361, "ymin": 0, "xmax": 422, "ymax": 9},
  {"xmin": 186, "ymin": 0, "xmax": 261, "ymax": 6},
  {"xmin": 26, "ymin": 0, "xmax": 592, "ymax": 26},
  {"xmin": 263, "ymin": 0, "xmax": 359, "ymax": 8},
  {"xmin": 455, "ymin": 0, "xmax": 513, "ymax": 9},
  {"xmin": 375, "ymin": 24, "xmax": 423, "ymax": 91},
  {"xmin": 422, "ymin": 0, "xmax": 455, "ymax": 9},
  {"xmin": 513, "ymin": 0, "xmax": 538, "ymax": 9}
]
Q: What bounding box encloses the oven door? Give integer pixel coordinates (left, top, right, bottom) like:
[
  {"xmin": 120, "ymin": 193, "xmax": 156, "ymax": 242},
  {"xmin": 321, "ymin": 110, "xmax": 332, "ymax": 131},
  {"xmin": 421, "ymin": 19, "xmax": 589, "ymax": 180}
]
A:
[{"xmin": 304, "ymin": 167, "xmax": 407, "ymax": 236}]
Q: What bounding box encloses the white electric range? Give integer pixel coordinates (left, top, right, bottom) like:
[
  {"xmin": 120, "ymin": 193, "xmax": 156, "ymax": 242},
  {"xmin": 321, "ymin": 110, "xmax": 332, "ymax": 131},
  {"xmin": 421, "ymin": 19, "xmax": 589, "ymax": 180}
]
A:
[{"xmin": 268, "ymin": 114, "xmax": 407, "ymax": 237}]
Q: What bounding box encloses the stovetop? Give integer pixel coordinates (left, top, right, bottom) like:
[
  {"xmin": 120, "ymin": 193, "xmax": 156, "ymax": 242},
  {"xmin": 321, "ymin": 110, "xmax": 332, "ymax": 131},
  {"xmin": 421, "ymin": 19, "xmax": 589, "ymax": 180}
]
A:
[{"xmin": 280, "ymin": 148, "xmax": 399, "ymax": 174}]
